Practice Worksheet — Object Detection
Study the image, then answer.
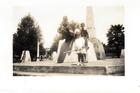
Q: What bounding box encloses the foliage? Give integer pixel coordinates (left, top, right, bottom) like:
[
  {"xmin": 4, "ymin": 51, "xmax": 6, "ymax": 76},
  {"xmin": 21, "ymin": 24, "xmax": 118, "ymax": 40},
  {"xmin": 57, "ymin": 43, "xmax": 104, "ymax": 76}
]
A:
[
  {"xmin": 50, "ymin": 16, "xmax": 80, "ymax": 53},
  {"xmin": 13, "ymin": 14, "xmax": 45, "ymax": 62},
  {"xmin": 106, "ymin": 24, "xmax": 125, "ymax": 57}
]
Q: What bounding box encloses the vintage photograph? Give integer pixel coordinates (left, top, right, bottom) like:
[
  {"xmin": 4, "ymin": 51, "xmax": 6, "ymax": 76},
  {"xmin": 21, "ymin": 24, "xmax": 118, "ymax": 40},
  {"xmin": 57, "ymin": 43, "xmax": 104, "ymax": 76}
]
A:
[{"xmin": 13, "ymin": 2, "xmax": 124, "ymax": 76}]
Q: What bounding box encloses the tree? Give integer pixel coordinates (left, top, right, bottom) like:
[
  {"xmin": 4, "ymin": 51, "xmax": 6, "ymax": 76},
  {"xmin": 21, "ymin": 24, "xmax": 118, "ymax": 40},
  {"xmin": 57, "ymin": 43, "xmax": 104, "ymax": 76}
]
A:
[
  {"xmin": 106, "ymin": 24, "xmax": 125, "ymax": 58},
  {"xmin": 13, "ymin": 14, "xmax": 43, "ymax": 62},
  {"xmin": 49, "ymin": 17, "xmax": 79, "ymax": 54}
]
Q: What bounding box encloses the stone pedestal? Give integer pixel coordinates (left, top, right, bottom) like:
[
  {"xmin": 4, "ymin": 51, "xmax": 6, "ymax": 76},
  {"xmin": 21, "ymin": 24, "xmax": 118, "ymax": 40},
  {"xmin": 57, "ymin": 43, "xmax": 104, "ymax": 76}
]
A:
[
  {"xmin": 20, "ymin": 50, "xmax": 31, "ymax": 63},
  {"xmin": 120, "ymin": 49, "xmax": 125, "ymax": 58},
  {"xmin": 52, "ymin": 52, "xmax": 57, "ymax": 63}
]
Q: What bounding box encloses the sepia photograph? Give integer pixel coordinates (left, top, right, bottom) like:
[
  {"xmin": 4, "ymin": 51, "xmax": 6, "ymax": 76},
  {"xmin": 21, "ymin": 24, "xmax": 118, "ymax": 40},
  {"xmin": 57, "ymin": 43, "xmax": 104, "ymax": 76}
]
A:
[
  {"xmin": 1, "ymin": 0, "xmax": 140, "ymax": 93},
  {"xmin": 12, "ymin": 1, "xmax": 125, "ymax": 76}
]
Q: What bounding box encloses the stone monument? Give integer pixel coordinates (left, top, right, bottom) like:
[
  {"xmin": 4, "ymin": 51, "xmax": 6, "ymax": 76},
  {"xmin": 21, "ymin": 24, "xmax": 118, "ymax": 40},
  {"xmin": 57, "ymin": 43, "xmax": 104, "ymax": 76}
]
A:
[{"xmin": 55, "ymin": 6, "xmax": 106, "ymax": 63}]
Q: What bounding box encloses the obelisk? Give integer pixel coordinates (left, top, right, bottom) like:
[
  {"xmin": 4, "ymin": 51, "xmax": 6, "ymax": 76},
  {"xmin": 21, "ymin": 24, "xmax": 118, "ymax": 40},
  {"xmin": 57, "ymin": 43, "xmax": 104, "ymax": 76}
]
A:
[
  {"xmin": 37, "ymin": 41, "xmax": 40, "ymax": 61},
  {"xmin": 86, "ymin": 6, "xmax": 106, "ymax": 60},
  {"xmin": 86, "ymin": 6, "xmax": 96, "ymax": 39}
]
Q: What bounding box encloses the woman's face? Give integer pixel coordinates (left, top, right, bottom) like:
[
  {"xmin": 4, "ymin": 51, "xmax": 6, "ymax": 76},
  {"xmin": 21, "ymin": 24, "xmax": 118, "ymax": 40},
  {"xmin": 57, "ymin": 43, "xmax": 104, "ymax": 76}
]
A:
[{"xmin": 81, "ymin": 23, "xmax": 85, "ymax": 28}]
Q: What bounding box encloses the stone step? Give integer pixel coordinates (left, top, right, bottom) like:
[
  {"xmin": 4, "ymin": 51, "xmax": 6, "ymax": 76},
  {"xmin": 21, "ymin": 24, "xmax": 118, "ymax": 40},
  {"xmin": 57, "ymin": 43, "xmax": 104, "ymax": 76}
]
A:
[
  {"xmin": 13, "ymin": 65, "xmax": 124, "ymax": 76},
  {"xmin": 13, "ymin": 58, "xmax": 124, "ymax": 76},
  {"xmin": 13, "ymin": 65, "xmax": 107, "ymax": 75}
]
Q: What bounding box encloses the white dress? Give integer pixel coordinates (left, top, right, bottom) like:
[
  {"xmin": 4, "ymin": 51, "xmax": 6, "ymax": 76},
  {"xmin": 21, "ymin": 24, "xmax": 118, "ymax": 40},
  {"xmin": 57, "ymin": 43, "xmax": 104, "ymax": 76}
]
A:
[
  {"xmin": 73, "ymin": 37, "xmax": 97, "ymax": 61},
  {"xmin": 73, "ymin": 37, "xmax": 86, "ymax": 54}
]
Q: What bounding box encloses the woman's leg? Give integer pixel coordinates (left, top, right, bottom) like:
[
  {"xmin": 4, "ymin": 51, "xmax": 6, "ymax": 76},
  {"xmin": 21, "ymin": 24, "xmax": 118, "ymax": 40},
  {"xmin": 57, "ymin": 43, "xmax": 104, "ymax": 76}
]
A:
[
  {"xmin": 81, "ymin": 54, "xmax": 84, "ymax": 62},
  {"xmin": 78, "ymin": 53, "xmax": 80, "ymax": 62}
]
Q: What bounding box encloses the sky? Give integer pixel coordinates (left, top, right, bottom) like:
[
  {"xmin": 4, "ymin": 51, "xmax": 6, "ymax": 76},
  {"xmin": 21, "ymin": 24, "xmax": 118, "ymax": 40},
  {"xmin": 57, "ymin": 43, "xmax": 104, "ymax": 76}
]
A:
[{"xmin": 13, "ymin": 0, "xmax": 124, "ymax": 48}]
